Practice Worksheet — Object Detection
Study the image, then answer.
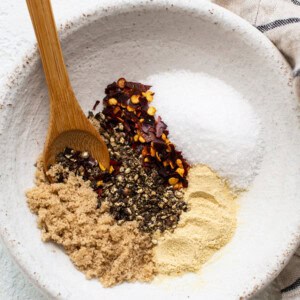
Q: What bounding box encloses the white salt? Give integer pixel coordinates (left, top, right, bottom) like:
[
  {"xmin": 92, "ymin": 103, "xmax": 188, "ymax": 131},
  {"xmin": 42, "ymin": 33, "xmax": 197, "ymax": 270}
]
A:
[{"xmin": 145, "ymin": 70, "xmax": 263, "ymax": 190}]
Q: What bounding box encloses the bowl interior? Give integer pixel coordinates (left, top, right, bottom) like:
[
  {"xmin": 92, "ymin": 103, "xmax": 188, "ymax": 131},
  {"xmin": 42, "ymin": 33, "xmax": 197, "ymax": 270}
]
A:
[{"xmin": 1, "ymin": 2, "xmax": 300, "ymax": 299}]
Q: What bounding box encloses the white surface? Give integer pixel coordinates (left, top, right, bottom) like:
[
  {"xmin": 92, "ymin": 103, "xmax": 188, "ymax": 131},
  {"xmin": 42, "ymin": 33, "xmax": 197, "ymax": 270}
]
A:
[{"xmin": 0, "ymin": 0, "xmax": 295, "ymax": 299}]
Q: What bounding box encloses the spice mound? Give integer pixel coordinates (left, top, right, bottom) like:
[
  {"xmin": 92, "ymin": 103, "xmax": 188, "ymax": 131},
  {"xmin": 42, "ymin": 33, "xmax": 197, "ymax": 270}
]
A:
[
  {"xmin": 27, "ymin": 160, "xmax": 154, "ymax": 287},
  {"xmin": 153, "ymin": 165, "xmax": 237, "ymax": 275},
  {"xmin": 26, "ymin": 78, "xmax": 238, "ymax": 288}
]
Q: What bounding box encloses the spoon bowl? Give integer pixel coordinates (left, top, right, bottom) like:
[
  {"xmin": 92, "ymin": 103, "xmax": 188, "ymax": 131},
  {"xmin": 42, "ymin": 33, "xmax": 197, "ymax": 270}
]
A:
[{"xmin": 44, "ymin": 129, "xmax": 108, "ymax": 168}]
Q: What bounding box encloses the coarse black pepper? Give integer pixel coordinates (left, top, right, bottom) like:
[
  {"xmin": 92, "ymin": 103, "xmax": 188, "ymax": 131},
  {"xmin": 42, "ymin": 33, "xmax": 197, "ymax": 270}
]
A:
[{"xmin": 53, "ymin": 113, "xmax": 187, "ymax": 233}]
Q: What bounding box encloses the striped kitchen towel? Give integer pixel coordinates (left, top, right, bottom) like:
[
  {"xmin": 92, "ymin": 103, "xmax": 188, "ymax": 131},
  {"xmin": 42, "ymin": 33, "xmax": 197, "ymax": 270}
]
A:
[{"xmin": 211, "ymin": 0, "xmax": 300, "ymax": 299}]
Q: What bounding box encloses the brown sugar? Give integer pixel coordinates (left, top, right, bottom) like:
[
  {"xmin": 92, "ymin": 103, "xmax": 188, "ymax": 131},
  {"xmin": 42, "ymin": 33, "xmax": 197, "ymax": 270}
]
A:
[{"xmin": 26, "ymin": 160, "xmax": 155, "ymax": 287}]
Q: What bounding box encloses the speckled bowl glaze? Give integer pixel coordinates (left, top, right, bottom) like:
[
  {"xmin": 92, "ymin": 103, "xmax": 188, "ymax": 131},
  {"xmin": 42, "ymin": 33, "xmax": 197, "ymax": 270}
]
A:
[{"xmin": 1, "ymin": 0, "xmax": 300, "ymax": 299}]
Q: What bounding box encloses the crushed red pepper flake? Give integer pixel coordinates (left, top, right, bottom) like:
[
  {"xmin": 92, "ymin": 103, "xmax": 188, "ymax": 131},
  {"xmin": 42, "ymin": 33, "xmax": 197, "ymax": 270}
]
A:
[
  {"xmin": 92, "ymin": 100, "xmax": 100, "ymax": 110},
  {"xmin": 100, "ymin": 78, "xmax": 190, "ymax": 189}
]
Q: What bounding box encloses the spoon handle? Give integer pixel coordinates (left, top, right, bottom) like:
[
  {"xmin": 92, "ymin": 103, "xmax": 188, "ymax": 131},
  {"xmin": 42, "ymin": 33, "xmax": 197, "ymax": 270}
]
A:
[{"xmin": 26, "ymin": 0, "xmax": 72, "ymax": 102}]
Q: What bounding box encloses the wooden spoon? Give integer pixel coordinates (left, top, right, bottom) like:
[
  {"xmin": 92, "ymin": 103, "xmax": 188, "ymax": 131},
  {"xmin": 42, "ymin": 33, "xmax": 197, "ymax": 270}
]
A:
[{"xmin": 26, "ymin": 0, "xmax": 110, "ymax": 171}]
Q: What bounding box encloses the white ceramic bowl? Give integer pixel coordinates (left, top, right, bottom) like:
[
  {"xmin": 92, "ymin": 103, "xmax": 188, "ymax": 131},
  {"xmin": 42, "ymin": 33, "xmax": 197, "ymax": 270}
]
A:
[{"xmin": 1, "ymin": 1, "xmax": 300, "ymax": 299}]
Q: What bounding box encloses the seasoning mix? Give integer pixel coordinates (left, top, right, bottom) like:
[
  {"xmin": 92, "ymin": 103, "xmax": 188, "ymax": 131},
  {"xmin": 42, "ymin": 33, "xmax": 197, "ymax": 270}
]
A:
[{"xmin": 26, "ymin": 78, "xmax": 237, "ymax": 287}]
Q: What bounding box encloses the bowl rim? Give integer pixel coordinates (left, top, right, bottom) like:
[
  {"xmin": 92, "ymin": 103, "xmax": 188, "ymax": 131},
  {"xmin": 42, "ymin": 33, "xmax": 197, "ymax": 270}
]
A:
[{"xmin": 0, "ymin": 0, "xmax": 297, "ymax": 298}]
